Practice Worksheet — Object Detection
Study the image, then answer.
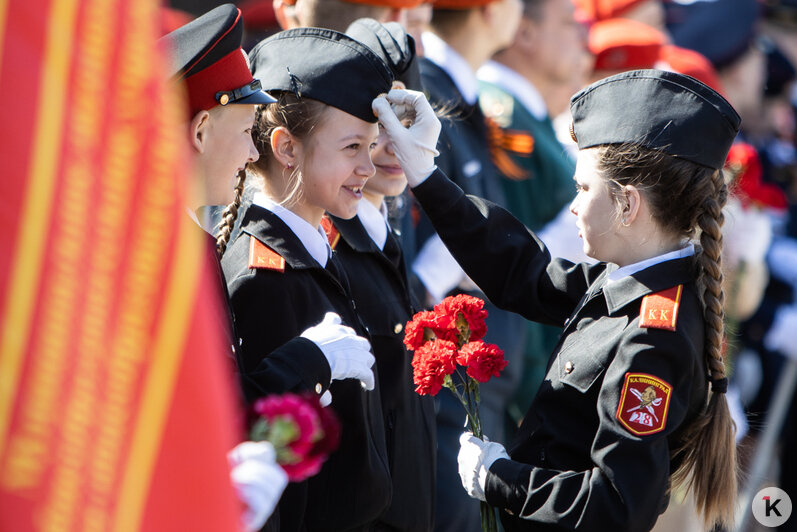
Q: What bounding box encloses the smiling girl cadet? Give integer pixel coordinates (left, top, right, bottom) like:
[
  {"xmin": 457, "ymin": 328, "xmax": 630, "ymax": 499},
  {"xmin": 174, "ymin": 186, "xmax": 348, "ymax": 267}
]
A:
[
  {"xmin": 373, "ymin": 69, "xmax": 741, "ymax": 531},
  {"xmin": 221, "ymin": 28, "xmax": 394, "ymax": 531}
]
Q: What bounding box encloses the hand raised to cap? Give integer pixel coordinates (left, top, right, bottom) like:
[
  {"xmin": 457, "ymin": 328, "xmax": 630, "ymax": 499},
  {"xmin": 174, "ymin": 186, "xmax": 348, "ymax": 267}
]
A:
[
  {"xmin": 372, "ymin": 89, "xmax": 441, "ymax": 188},
  {"xmin": 301, "ymin": 312, "xmax": 375, "ymax": 391}
]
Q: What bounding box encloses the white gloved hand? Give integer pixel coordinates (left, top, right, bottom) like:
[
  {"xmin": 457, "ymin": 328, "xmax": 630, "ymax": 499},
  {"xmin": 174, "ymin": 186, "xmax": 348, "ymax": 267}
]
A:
[
  {"xmin": 457, "ymin": 432, "xmax": 510, "ymax": 501},
  {"xmin": 228, "ymin": 441, "xmax": 288, "ymax": 531},
  {"xmin": 372, "ymin": 89, "xmax": 441, "ymax": 187},
  {"xmin": 300, "ymin": 312, "xmax": 375, "ymax": 390},
  {"xmin": 764, "ymin": 304, "xmax": 797, "ymax": 359}
]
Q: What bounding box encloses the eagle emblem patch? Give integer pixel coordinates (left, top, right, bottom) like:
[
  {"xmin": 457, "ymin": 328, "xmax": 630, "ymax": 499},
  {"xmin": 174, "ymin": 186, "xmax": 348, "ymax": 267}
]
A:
[{"xmin": 616, "ymin": 373, "xmax": 672, "ymax": 436}]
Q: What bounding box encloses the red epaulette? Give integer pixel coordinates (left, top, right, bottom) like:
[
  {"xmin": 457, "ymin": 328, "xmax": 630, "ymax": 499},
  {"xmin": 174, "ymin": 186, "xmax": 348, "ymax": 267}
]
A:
[
  {"xmin": 319, "ymin": 216, "xmax": 340, "ymax": 250},
  {"xmin": 639, "ymin": 285, "xmax": 683, "ymax": 331},
  {"xmin": 248, "ymin": 236, "xmax": 285, "ymax": 272}
]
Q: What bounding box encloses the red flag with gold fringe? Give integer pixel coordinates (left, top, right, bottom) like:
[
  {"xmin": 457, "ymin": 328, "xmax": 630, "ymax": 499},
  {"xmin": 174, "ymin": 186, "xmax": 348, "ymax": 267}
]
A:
[{"xmin": 0, "ymin": 0, "xmax": 243, "ymax": 530}]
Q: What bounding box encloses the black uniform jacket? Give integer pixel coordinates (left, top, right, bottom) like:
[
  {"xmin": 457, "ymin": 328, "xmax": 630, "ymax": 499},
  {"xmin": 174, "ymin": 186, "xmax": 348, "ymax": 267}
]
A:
[
  {"xmin": 222, "ymin": 205, "xmax": 392, "ymax": 531},
  {"xmin": 329, "ymin": 214, "xmax": 437, "ymax": 531},
  {"xmin": 412, "ymin": 171, "xmax": 709, "ymax": 532}
]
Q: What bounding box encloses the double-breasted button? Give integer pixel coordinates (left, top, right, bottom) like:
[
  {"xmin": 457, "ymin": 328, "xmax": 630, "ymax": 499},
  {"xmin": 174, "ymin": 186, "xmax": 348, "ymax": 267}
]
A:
[
  {"xmin": 315, "ymin": 382, "xmax": 323, "ymax": 394},
  {"xmin": 564, "ymin": 361, "xmax": 574, "ymax": 374},
  {"xmin": 394, "ymin": 323, "xmax": 403, "ymax": 334}
]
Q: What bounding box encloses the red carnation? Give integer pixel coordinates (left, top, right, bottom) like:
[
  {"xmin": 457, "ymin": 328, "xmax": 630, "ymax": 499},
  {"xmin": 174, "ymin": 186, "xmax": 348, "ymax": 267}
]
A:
[
  {"xmin": 434, "ymin": 294, "xmax": 489, "ymax": 343},
  {"xmin": 404, "ymin": 310, "xmax": 457, "ymax": 350},
  {"xmin": 412, "ymin": 339, "xmax": 458, "ymax": 395},
  {"xmin": 456, "ymin": 341, "xmax": 507, "ymax": 383}
]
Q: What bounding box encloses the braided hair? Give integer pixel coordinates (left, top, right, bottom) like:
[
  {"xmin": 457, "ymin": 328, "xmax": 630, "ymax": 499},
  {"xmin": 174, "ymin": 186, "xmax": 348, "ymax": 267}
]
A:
[{"xmin": 598, "ymin": 144, "xmax": 736, "ymax": 529}]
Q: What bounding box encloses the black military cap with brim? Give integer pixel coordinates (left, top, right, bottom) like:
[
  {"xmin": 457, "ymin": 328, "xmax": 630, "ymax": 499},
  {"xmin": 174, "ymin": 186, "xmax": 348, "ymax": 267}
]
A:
[
  {"xmin": 346, "ymin": 18, "xmax": 422, "ymax": 91},
  {"xmin": 160, "ymin": 3, "xmax": 275, "ymax": 117},
  {"xmin": 570, "ymin": 69, "xmax": 741, "ymax": 170},
  {"xmin": 249, "ymin": 27, "xmax": 394, "ymax": 123}
]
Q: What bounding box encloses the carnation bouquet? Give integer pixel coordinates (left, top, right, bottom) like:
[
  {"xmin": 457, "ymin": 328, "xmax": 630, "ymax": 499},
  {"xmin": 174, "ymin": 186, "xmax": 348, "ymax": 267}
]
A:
[
  {"xmin": 404, "ymin": 294, "xmax": 506, "ymax": 532},
  {"xmin": 249, "ymin": 392, "xmax": 340, "ymax": 482}
]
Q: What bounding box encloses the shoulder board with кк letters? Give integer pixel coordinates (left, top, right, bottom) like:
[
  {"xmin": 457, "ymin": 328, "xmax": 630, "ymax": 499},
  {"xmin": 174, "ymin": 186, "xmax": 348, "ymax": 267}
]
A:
[
  {"xmin": 639, "ymin": 285, "xmax": 682, "ymax": 331},
  {"xmin": 249, "ymin": 237, "xmax": 285, "ymax": 272},
  {"xmin": 320, "ymin": 216, "xmax": 340, "ymax": 250}
]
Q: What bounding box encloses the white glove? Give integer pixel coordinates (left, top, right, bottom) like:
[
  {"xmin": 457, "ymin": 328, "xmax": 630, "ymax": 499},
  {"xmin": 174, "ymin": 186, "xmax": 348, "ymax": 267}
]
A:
[
  {"xmin": 319, "ymin": 390, "xmax": 332, "ymax": 407},
  {"xmin": 300, "ymin": 312, "xmax": 375, "ymax": 390},
  {"xmin": 228, "ymin": 441, "xmax": 288, "ymax": 531},
  {"xmin": 372, "ymin": 89, "xmax": 441, "ymax": 187},
  {"xmin": 764, "ymin": 304, "xmax": 797, "ymax": 359},
  {"xmin": 457, "ymin": 432, "xmax": 510, "ymax": 501}
]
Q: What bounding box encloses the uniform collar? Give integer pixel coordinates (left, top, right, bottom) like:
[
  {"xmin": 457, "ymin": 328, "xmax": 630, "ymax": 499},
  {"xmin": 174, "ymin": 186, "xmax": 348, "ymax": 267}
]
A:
[
  {"xmin": 421, "ymin": 31, "xmax": 478, "ymax": 106},
  {"xmin": 477, "ymin": 60, "xmax": 548, "ymax": 121},
  {"xmin": 607, "ymin": 244, "xmax": 695, "ymax": 283},
  {"xmin": 356, "ymin": 199, "xmax": 389, "ymax": 250},
  {"xmin": 601, "ymin": 253, "xmax": 697, "ymax": 315},
  {"xmin": 252, "ymin": 192, "xmax": 330, "ymax": 268}
]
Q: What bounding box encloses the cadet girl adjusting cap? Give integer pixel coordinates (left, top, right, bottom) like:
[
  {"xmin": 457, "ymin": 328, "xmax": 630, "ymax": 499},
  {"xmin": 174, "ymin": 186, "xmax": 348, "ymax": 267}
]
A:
[
  {"xmin": 346, "ymin": 18, "xmax": 422, "ymax": 91},
  {"xmin": 570, "ymin": 69, "xmax": 741, "ymax": 170},
  {"xmin": 160, "ymin": 3, "xmax": 276, "ymax": 117},
  {"xmin": 249, "ymin": 27, "xmax": 394, "ymax": 123}
]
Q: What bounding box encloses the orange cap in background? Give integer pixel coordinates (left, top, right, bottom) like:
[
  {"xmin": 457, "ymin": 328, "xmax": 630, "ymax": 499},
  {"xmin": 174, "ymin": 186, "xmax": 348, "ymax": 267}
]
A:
[
  {"xmin": 573, "ymin": 0, "xmax": 648, "ymax": 22},
  {"xmin": 590, "ymin": 18, "xmax": 665, "ymax": 71},
  {"xmin": 433, "ymin": 0, "xmax": 498, "ymax": 8},
  {"xmin": 659, "ymin": 44, "xmax": 725, "ymax": 96}
]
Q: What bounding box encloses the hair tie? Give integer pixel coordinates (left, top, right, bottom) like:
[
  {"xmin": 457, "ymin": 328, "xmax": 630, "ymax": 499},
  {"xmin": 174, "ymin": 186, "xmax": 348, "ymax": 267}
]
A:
[{"xmin": 710, "ymin": 377, "xmax": 728, "ymax": 394}]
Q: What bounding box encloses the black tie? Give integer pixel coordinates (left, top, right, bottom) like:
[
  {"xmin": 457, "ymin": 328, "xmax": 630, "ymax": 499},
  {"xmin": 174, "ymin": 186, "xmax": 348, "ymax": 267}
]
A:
[{"xmin": 383, "ymin": 230, "xmax": 402, "ymax": 270}]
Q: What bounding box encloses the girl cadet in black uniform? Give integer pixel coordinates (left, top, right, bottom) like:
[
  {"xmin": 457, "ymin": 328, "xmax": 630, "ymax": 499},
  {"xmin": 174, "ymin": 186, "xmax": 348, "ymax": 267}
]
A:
[
  {"xmin": 221, "ymin": 28, "xmax": 394, "ymax": 531},
  {"xmin": 373, "ymin": 69, "xmax": 741, "ymax": 531},
  {"xmin": 323, "ymin": 19, "xmax": 435, "ymax": 532}
]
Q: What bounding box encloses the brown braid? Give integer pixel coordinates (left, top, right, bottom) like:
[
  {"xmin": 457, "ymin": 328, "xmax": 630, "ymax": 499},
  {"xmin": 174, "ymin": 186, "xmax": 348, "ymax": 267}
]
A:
[
  {"xmin": 599, "ymin": 144, "xmax": 737, "ymax": 528},
  {"xmin": 215, "ymin": 169, "xmax": 246, "ymax": 257}
]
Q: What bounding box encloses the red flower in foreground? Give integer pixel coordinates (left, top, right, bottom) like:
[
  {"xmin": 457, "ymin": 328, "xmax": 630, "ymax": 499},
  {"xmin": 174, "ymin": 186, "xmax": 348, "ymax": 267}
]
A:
[
  {"xmin": 412, "ymin": 339, "xmax": 458, "ymax": 395},
  {"xmin": 253, "ymin": 394, "xmax": 321, "ymax": 458},
  {"xmin": 456, "ymin": 341, "xmax": 507, "ymax": 383},
  {"xmin": 434, "ymin": 294, "xmax": 489, "ymax": 342},
  {"xmin": 251, "ymin": 393, "xmax": 340, "ymax": 482}
]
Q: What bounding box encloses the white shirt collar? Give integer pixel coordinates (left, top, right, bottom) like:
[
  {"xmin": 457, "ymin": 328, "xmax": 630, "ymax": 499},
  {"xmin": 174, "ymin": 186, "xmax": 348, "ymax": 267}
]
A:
[
  {"xmin": 252, "ymin": 192, "xmax": 331, "ymax": 268},
  {"xmin": 477, "ymin": 60, "xmax": 548, "ymax": 121},
  {"xmin": 607, "ymin": 244, "xmax": 695, "ymax": 283},
  {"xmin": 185, "ymin": 206, "xmax": 202, "ymax": 228},
  {"xmin": 357, "ymin": 199, "xmax": 389, "ymax": 250},
  {"xmin": 422, "ymin": 31, "xmax": 479, "ymax": 106}
]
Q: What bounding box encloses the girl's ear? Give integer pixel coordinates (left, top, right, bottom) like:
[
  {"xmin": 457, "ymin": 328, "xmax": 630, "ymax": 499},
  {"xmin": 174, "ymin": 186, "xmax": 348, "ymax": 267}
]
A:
[
  {"xmin": 622, "ymin": 184, "xmax": 642, "ymax": 226},
  {"xmin": 271, "ymin": 126, "xmax": 299, "ymax": 168},
  {"xmin": 190, "ymin": 110, "xmax": 211, "ymax": 154}
]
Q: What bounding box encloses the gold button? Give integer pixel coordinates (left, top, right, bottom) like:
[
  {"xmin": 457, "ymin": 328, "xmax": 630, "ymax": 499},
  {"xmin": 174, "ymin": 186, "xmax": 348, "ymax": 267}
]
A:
[
  {"xmin": 219, "ymin": 93, "xmax": 230, "ymax": 105},
  {"xmin": 564, "ymin": 361, "xmax": 574, "ymax": 374},
  {"xmin": 315, "ymin": 382, "xmax": 323, "ymax": 394},
  {"xmin": 394, "ymin": 323, "xmax": 403, "ymax": 334}
]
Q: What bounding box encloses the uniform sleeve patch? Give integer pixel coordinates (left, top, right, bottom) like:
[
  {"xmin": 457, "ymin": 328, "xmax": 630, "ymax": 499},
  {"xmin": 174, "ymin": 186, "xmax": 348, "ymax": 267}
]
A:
[
  {"xmin": 319, "ymin": 216, "xmax": 340, "ymax": 250},
  {"xmin": 248, "ymin": 237, "xmax": 285, "ymax": 272},
  {"xmin": 616, "ymin": 372, "xmax": 672, "ymax": 436},
  {"xmin": 639, "ymin": 285, "xmax": 682, "ymax": 331}
]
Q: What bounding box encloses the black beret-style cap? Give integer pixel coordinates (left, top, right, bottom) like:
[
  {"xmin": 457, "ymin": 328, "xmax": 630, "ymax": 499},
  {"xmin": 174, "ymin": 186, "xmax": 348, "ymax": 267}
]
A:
[
  {"xmin": 346, "ymin": 18, "xmax": 422, "ymax": 91},
  {"xmin": 570, "ymin": 69, "xmax": 741, "ymax": 170},
  {"xmin": 160, "ymin": 4, "xmax": 275, "ymax": 115},
  {"xmin": 249, "ymin": 27, "xmax": 394, "ymax": 123}
]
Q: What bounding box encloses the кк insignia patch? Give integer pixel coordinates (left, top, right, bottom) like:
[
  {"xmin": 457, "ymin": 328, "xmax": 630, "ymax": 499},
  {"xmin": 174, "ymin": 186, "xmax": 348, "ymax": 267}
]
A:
[
  {"xmin": 616, "ymin": 373, "xmax": 672, "ymax": 436},
  {"xmin": 639, "ymin": 285, "xmax": 682, "ymax": 331},
  {"xmin": 249, "ymin": 237, "xmax": 285, "ymax": 272},
  {"xmin": 320, "ymin": 216, "xmax": 340, "ymax": 250}
]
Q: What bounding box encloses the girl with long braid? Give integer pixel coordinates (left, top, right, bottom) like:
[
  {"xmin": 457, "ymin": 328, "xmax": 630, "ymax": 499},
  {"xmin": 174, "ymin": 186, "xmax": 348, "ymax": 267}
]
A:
[{"xmin": 373, "ymin": 69, "xmax": 741, "ymax": 531}]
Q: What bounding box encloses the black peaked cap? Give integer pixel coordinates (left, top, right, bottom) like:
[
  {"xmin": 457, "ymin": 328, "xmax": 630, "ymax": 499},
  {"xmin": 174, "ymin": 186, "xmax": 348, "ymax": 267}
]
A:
[
  {"xmin": 346, "ymin": 18, "xmax": 422, "ymax": 91},
  {"xmin": 249, "ymin": 27, "xmax": 394, "ymax": 123},
  {"xmin": 570, "ymin": 69, "xmax": 741, "ymax": 170}
]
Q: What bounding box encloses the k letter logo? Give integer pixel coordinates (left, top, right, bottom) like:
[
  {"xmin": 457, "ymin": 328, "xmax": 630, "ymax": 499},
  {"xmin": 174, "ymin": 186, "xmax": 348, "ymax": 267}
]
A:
[{"xmin": 753, "ymin": 487, "xmax": 792, "ymax": 527}]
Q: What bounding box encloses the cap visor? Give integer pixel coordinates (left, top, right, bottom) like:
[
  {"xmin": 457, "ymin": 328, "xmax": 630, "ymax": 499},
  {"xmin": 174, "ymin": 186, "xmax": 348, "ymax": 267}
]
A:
[{"xmin": 236, "ymin": 90, "xmax": 277, "ymax": 105}]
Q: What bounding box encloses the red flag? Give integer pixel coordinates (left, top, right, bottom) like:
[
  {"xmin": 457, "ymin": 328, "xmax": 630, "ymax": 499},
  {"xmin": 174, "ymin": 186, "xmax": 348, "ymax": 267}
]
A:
[{"xmin": 0, "ymin": 0, "xmax": 243, "ymax": 530}]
